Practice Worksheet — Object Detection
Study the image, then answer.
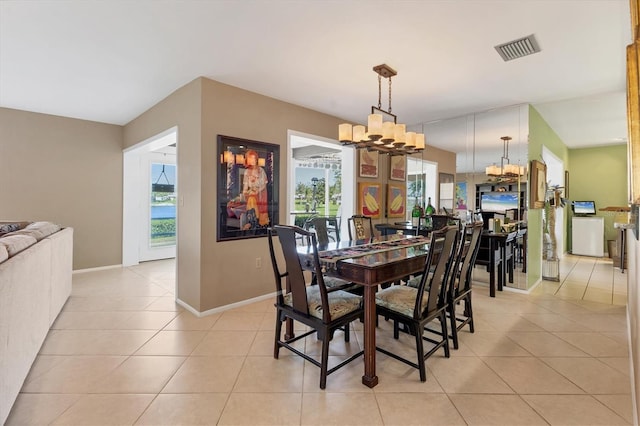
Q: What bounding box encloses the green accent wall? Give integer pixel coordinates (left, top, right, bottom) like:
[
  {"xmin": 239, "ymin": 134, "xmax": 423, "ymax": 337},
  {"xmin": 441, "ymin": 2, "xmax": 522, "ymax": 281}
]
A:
[
  {"xmin": 568, "ymin": 144, "xmax": 628, "ymax": 251},
  {"xmin": 528, "ymin": 106, "xmax": 569, "ymax": 288}
]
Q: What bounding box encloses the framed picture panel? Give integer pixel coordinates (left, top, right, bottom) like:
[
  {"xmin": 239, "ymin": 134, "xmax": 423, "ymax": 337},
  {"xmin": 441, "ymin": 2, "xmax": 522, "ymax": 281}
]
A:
[
  {"xmin": 387, "ymin": 183, "xmax": 406, "ymax": 218},
  {"xmin": 359, "ymin": 149, "xmax": 379, "ymax": 178},
  {"xmin": 389, "ymin": 155, "xmax": 406, "ymax": 181},
  {"xmin": 358, "ymin": 181, "xmax": 382, "ymax": 218},
  {"xmin": 530, "ymin": 159, "xmax": 547, "ymax": 209},
  {"xmin": 217, "ymin": 135, "xmax": 279, "ymax": 241}
]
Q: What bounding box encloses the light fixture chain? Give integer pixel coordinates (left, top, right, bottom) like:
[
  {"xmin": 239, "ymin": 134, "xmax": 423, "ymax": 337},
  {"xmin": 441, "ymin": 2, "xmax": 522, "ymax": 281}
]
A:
[
  {"xmin": 378, "ymin": 74, "xmax": 382, "ymax": 110},
  {"xmin": 388, "ymin": 77, "xmax": 392, "ymax": 113}
]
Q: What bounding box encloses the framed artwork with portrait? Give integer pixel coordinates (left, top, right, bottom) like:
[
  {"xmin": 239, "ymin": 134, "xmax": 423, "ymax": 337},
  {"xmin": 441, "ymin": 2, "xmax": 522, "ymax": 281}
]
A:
[
  {"xmin": 530, "ymin": 159, "xmax": 547, "ymax": 209},
  {"xmin": 358, "ymin": 182, "xmax": 382, "ymax": 218},
  {"xmin": 387, "ymin": 183, "xmax": 406, "ymax": 218},
  {"xmin": 359, "ymin": 149, "xmax": 379, "ymax": 178},
  {"xmin": 217, "ymin": 135, "xmax": 279, "ymax": 241},
  {"xmin": 389, "ymin": 155, "xmax": 406, "ymax": 181}
]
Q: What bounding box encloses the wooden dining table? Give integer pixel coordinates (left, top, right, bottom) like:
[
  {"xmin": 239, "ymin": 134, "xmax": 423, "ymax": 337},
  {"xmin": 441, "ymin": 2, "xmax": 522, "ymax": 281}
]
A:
[{"xmin": 297, "ymin": 234, "xmax": 432, "ymax": 387}]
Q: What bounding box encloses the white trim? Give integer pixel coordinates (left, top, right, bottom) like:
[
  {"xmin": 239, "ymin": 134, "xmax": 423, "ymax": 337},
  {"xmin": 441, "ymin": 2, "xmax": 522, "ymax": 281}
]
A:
[
  {"xmin": 627, "ymin": 306, "xmax": 639, "ymax": 426},
  {"xmin": 73, "ymin": 264, "xmax": 122, "ymax": 274},
  {"xmin": 524, "ymin": 277, "xmax": 543, "ymax": 293},
  {"xmin": 123, "ymin": 126, "xmax": 178, "ymax": 153},
  {"xmin": 176, "ymin": 292, "xmax": 276, "ymax": 318}
]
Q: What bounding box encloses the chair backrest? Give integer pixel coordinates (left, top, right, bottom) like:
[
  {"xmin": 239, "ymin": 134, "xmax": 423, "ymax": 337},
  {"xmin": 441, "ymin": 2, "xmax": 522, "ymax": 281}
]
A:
[
  {"xmin": 268, "ymin": 225, "xmax": 331, "ymax": 322},
  {"xmin": 450, "ymin": 222, "xmax": 483, "ymax": 296},
  {"xmin": 413, "ymin": 225, "xmax": 459, "ymax": 318},
  {"xmin": 431, "ymin": 214, "xmax": 452, "ymax": 231},
  {"xmin": 503, "ymin": 230, "xmax": 518, "ymax": 261},
  {"xmin": 348, "ymin": 215, "xmax": 374, "ymax": 240},
  {"xmin": 310, "ymin": 216, "xmax": 331, "ymax": 245}
]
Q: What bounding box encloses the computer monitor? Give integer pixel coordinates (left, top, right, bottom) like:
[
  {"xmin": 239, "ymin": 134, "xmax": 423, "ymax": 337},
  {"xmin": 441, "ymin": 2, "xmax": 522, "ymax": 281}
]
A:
[{"xmin": 572, "ymin": 200, "xmax": 596, "ymax": 215}]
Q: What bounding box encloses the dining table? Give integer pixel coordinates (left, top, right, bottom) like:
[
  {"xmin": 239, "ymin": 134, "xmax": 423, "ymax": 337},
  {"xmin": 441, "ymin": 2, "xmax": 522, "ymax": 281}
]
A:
[{"xmin": 297, "ymin": 234, "xmax": 432, "ymax": 388}]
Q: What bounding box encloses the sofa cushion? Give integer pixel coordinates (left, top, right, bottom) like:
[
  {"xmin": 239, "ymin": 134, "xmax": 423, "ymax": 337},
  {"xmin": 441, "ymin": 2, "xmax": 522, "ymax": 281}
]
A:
[
  {"xmin": 0, "ymin": 222, "xmax": 29, "ymax": 236},
  {"xmin": 0, "ymin": 245, "xmax": 7, "ymax": 263},
  {"xmin": 7, "ymin": 222, "xmax": 60, "ymax": 241},
  {"xmin": 0, "ymin": 234, "xmax": 37, "ymax": 257}
]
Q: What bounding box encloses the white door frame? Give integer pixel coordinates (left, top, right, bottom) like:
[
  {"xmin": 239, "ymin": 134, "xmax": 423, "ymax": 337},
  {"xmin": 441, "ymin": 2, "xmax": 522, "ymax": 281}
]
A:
[{"xmin": 123, "ymin": 127, "xmax": 178, "ymax": 266}]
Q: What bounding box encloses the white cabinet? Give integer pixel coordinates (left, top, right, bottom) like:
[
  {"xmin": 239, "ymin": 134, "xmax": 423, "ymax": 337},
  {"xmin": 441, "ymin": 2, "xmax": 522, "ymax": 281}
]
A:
[{"xmin": 572, "ymin": 216, "xmax": 604, "ymax": 257}]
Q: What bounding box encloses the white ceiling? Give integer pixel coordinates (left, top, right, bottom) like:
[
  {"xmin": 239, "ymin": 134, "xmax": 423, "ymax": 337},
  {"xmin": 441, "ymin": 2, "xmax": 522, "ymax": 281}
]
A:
[{"xmin": 0, "ymin": 0, "xmax": 631, "ymax": 172}]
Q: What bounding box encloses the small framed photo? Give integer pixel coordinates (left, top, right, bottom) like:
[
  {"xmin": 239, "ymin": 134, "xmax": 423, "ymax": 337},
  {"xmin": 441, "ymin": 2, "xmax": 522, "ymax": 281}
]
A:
[
  {"xmin": 358, "ymin": 149, "xmax": 379, "ymax": 178},
  {"xmin": 530, "ymin": 159, "xmax": 547, "ymax": 209},
  {"xmin": 387, "ymin": 183, "xmax": 406, "ymax": 218},
  {"xmin": 389, "ymin": 155, "xmax": 406, "ymax": 181},
  {"xmin": 358, "ymin": 182, "xmax": 382, "ymax": 218}
]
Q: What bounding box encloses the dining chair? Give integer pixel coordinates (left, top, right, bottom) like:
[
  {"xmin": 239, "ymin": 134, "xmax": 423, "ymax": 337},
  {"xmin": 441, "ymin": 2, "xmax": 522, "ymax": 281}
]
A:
[
  {"xmin": 308, "ymin": 216, "xmax": 340, "ymax": 246},
  {"xmin": 374, "ymin": 225, "xmax": 460, "ymax": 382},
  {"xmin": 446, "ymin": 222, "xmax": 483, "ymax": 349},
  {"xmin": 267, "ymin": 225, "xmax": 364, "ymax": 389},
  {"xmin": 348, "ymin": 215, "xmax": 375, "ymax": 240},
  {"xmin": 499, "ymin": 231, "xmax": 518, "ymax": 286}
]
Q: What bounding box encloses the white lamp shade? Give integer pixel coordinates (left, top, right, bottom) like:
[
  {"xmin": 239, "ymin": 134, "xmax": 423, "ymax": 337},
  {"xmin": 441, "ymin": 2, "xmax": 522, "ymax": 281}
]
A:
[
  {"xmin": 393, "ymin": 123, "xmax": 406, "ymax": 145},
  {"xmin": 339, "ymin": 123, "xmax": 353, "ymax": 142},
  {"xmin": 415, "ymin": 133, "xmax": 425, "ymax": 150},
  {"xmin": 382, "ymin": 121, "xmax": 395, "ymax": 142},
  {"xmin": 353, "ymin": 125, "xmax": 366, "ymax": 142},
  {"xmin": 405, "ymin": 132, "xmax": 416, "ymax": 148},
  {"xmin": 367, "ymin": 114, "xmax": 383, "ymax": 137}
]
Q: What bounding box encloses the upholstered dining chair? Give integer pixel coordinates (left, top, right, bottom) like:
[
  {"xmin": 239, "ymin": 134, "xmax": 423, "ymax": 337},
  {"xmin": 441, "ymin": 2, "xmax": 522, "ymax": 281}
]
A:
[
  {"xmin": 446, "ymin": 222, "xmax": 483, "ymax": 349},
  {"xmin": 347, "ymin": 215, "xmax": 375, "ymax": 241},
  {"xmin": 374, "ymin": 225, "xmax": 460, "ymax": 382},
  {"xmin": 308, "ymin": 216, "xmax": 340, "ymax": 246},
  {"xmin": 267, "ymin": 225, "xmax": 364, "ymax": 389}
]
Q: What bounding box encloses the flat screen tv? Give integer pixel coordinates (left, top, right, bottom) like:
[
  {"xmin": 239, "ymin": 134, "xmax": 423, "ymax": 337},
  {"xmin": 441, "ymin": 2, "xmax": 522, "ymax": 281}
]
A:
[
  {"xmin": 572, "ymin": 200, "xmax": 596, "ymax": 215},
  {"xmin": 480, "ymin": 192, "xmax": 519, "ymax": 213}
]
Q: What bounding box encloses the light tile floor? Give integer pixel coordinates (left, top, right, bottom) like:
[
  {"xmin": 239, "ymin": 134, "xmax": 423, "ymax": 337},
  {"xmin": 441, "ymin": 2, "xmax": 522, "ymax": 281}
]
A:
[{"xmin": 6, "ymin": 255, "xmax": 633, "ymax": 425}]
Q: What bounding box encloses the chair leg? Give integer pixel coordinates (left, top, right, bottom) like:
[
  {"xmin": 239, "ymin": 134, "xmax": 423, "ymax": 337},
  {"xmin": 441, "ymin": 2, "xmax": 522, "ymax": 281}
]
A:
[
  {"xmin": 440, "ymin": 312, "xmax": 450, "ymax": 358},
  {"xmin": 448, "ymin": 303, "xmax": 459, "ymax": 350},
  {"xmin": 274, "ymin": 311, "xmax": 282, "ymax": 359},
  {"xmin": 320, "ymin": 336, "xmax": 330, "ymax": 389},
  {"xmin": 393, "ymin": 320, "xmax": 400, "ymax": 339},
  {"xmin": 344, "ymin": 323, "xmax": 350, "ymax": 342},
  {"xmin": 413, "ymin": 323, "xmax": 427, "ymax": 382},
  {"xmin": 466, "ymin": 294, "xmax": 475, "ymax": 333}
]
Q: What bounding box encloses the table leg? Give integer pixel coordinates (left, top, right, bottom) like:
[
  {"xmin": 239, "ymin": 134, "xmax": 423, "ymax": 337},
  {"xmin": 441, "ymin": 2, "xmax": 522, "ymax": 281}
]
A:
[
  {"xmin": 361, "ymin": 285, "xmax": 379, "ymax": 388},
  {"xmin": 489, "ymin": 242, "xmax": 496, "ymax": 298}
]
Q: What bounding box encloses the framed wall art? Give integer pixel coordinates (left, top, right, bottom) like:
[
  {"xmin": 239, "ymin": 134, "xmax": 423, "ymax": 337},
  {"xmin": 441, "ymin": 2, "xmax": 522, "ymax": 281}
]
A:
[
  {"xmin": 387, "ymin": 183, "xmax": 406, "ymax": 218},
  {"xmin": 217, "ymin": 135, "xmax": 279, "ymax": 241},
  {"xmin": 359, "ymin": 149, "xmax": 379, "ymax": 178},
  {"xmin": 389, "ymin": 155, "xmax": 406, "ymax": 181},
  {"xmin": 358, "ymin": 181, "xmax": 382, "ymax": 218},
  {"xmin": 530, "ymin": 159, "xmax": 547, "ymax": 209}
]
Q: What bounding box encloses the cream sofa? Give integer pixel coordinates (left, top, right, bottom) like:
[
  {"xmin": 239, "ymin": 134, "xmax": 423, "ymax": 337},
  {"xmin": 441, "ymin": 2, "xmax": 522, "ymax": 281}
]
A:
[{"xmin": 0, "ymin": 223, "xmax": 73, "ymax": 424}]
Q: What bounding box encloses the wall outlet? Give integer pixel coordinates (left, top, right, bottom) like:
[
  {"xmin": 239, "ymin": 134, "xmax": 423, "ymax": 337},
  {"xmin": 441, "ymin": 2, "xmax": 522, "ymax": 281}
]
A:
[{"xmin": 255, "ymin": 257, "xmax": 262, "ymax": 268}]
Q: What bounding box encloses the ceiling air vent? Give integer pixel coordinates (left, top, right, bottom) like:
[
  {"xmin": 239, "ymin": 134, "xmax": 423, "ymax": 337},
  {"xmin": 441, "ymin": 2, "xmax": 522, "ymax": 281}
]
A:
[{"xmin": 494, "ymin": 34, "xmax": 541, "ymax": 62}]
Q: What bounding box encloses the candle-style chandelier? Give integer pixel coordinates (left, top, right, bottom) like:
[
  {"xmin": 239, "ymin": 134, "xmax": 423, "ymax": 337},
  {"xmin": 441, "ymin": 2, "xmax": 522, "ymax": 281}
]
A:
[
  {"xmin": 338, "ymin": 64, "xmax": 425, "ymax": 156},
  {"xmin": 485, "ymin": 136, "xmax": 525, "ymax": 177}
]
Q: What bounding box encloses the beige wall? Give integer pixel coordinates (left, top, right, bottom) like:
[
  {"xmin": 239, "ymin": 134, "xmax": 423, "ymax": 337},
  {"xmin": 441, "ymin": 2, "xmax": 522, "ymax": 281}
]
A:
[
  {"xmin": 0, "ymin": 108, "xmax": 123, "ymax": 270},
  {"xmin": 200, "ymin": 78, "xmax": 347, "ymax": 311},
  {"xmin": 124, "ymin": 78, "xmax": 203, "ymax": 310}
]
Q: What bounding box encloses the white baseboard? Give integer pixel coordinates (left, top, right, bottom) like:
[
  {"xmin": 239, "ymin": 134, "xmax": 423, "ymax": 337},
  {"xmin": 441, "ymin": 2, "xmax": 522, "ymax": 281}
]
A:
[
  {"xmin": 176, "ymin": 292, "xmax": 276, "ymax": 318},
  {"xmin": 73, "ymin": 264, "xmax": 122, "ymax": 274}
]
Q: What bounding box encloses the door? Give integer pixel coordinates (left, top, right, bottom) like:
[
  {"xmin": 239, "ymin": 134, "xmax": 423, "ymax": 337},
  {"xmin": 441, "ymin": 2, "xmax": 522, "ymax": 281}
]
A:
[{"xmin": 139, "ymin": 150, "xmax": 177, "ymax": 261}]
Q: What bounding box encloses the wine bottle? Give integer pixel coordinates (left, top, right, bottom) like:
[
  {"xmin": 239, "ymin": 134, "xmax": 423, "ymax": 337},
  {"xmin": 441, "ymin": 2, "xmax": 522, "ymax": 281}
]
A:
[
  {"xmin": 425, "ymin": 197, "xmax": 436, "ymax": 215},
  {"xmin": 411, "ymin": 203, "xmax": 421, "ymax": 227}
]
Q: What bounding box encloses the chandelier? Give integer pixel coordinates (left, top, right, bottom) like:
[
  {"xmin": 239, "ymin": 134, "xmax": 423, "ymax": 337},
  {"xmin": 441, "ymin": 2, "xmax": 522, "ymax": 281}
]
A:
[
  {"xmin": 485, "ymin": 136, "xmax": 525, "ymax": 177},
  {"xmin": 338, "ymin": 64, "xmax": 425, "ymax": 155}
]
